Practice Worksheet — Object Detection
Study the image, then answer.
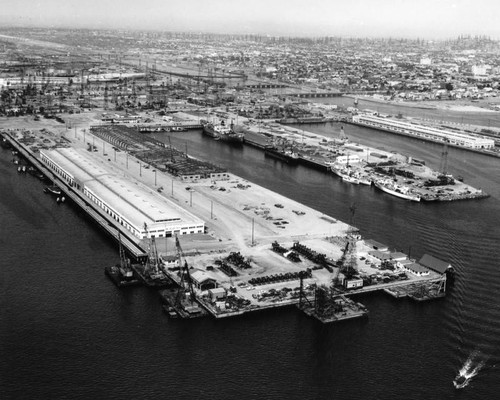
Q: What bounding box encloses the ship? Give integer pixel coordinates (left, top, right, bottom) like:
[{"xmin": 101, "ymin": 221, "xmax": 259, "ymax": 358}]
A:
[
  {"xmin": 453, "ymin": 373, "xmax": 468, "ymax": 389},
  {"xmin": 341, "ymin": 173, "xmax": 359, "ymax": 185},
  {"xmin": 203, "ymin": 120, "xmax": 244, "ymax": 144},
  {"xmin": 44, "ymin": 185, "xmax": 62, "ymax": 196},
  {"xmin": 264, "ymin": 145, "xmax": 299, "ymax": 164},
  {"xmin": 373, "ymin": 179, "xmax": 421, "ymax": 202}
]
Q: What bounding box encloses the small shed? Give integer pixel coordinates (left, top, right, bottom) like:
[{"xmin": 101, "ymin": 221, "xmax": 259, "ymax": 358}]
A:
[
  {"xmin": 190, "ymin": 270, "xmax": 218, "ymax": 291},
  {"xmin": 209, "ymin": 287, "xmax": 226, "ymax": 302}
]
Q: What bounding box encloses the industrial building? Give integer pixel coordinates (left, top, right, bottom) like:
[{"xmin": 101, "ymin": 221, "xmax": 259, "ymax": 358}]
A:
[
  {"xmin": 40, "ymin": 147, "xmax": 205, "ymax": 239},
  {"xmin": 353, "ymin": 114, "xmax": 495, "ymax": 149}
]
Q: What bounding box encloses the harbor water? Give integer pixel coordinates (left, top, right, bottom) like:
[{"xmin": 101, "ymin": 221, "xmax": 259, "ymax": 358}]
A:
[{"xmin": 1, "ymin": 118, "xmax": 500, "ymax": 399}]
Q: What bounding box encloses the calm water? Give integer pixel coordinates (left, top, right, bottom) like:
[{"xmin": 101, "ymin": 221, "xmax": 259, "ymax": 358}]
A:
[{"xmin": 1, "ymin": 118, "xmax": 500, "ymax": 399}]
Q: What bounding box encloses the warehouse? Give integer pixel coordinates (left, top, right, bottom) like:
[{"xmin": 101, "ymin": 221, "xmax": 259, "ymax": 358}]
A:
[{"xmin": 40, "ymin": 147, "xmax": 205, "ymax": 239}]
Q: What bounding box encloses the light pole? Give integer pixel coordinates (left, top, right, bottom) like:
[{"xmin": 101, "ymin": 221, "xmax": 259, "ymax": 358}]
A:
[
  {"xmin": 139, "ymin": 162, "xmax": 142, "ymax": 176},
  {"xmin": 153, "ymin": 169, "xmax": 157, "ymax": 186}
]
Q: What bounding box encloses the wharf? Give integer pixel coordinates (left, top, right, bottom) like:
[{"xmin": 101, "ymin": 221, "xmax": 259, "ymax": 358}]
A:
[
  {"xmin": 347, "ymin": 119, "xmax": 500, "ymax": 159},
  {"xmin": 1, "ymin": 113, "xmax": 451, "ymax": 326},
  {"xmin": 1, "ymin": 130, "xmax": 148, "ymax": 262},
  {"xmin": 236, "ymin": 121, "xmax": 488, "ymax": 202}
]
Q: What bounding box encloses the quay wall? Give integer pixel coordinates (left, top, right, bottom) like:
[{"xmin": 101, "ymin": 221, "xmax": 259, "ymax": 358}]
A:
[
  {"xmin": 2, "ymin": 132, "xmax": 148, "ymax": 261},
  {"xmin": 347, "ymin": 120, "xmax": 500, "ymax": 158}
]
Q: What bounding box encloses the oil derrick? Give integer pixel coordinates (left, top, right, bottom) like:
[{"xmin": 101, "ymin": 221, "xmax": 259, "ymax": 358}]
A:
[
  {"xmin": 131, "ymin": 80, "xmax": 137, "ymax": 106},
  {"xmin": 103, "ymin": 82, "xmax": 109, "ymax": 110}
]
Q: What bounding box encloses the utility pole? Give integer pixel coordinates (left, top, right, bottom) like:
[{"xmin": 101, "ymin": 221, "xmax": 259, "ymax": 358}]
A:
[{"xmin": 251, "ymin": 218, "xmax": 255, "ymax": 246}]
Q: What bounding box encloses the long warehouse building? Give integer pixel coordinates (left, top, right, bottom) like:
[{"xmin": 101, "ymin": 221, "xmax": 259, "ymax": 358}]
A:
[
  {"xmin": 40, "ymin": 147, "xmax": 205, "ymax": 239},
  {"xmin": 352, "ymin": 113, "xmax": 495, "ymax": 149}
]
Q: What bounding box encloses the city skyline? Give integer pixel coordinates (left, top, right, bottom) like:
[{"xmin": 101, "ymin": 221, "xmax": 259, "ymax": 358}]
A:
[{"xmin": 2, "ymin": 0, "xmax": 500, "ymax": 39}]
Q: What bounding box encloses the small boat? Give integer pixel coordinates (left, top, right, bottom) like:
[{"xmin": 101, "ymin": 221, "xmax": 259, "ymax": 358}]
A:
[
  {"xmin": 341, "ymin": 174, "xmax": 359, "ymax": 184},
  {"xmin": 453, "ymin": 373, "xmax": 469, "ymax": 389},
  {"xmin": 44, "ymin": 185, "xmax": 62, "ymax": 196},
  {"xmin": 374, "ymin": 179, "xmax": 421, "ymax": 202}
]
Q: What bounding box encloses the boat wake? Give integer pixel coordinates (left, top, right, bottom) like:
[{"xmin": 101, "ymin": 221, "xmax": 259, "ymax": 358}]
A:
[{"xmin": 454, "ymin": 351, "xmax": 486, "ymax": 389}]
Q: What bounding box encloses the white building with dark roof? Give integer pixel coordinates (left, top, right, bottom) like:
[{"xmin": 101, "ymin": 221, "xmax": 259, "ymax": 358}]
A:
[{"xmin": 40, "ymin": 147, "xmax": 204, "ymax": 239}]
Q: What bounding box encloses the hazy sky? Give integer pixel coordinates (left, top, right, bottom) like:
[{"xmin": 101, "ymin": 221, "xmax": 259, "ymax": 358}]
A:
[{"xmin": 2, "ymin": 0, "xmax": 500, "ymax": 39}]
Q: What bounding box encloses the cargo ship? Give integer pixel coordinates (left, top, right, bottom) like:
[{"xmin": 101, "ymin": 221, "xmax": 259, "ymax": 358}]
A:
[
  {"xmin": 373, "ymin": 179, "xmax": 421, "ymax": 202},
  {"xmin": 264, "ymin": 145, "xmax": 299, "ymax": 164},
  {"xmin": 203, "ymin": 120, "xmax": 244, "ymax": 144}
]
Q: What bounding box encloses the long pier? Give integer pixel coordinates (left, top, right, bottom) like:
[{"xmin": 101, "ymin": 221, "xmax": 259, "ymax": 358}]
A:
[{"xmin": 2, "ymin": 131, "xmax": 148, "ymax": 262}]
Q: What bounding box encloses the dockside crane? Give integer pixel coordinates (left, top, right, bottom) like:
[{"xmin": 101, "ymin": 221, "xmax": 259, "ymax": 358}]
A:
[
  {"xmin": 174, "ymin": 234, "xmax": 195, "ymax": 304},
  {"xmin": 118, "ymin": 232, "xmax": 133, "ymax": 278},
  {"xmin": 439, "ymin": 139, "xmax": 450, "ymax": 176},
  {"xmin": 335, "ymin": 204, "xmax": 359, "ymax": 285},
  {"xmin": 143, "ymin": 222, "xmax": 162, "ymax": 277}
]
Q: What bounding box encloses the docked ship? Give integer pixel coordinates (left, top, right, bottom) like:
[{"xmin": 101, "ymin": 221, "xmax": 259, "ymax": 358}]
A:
[
  {"xmin": 373, "ymin": 179, "xmax": 421, "ymax": 202},
  {"xmin": 264, "ymin": 145, "xmax": 299, "ymax": 164},
  {"xmin": 203, "ymin": 120, "xmax": 244, "ymax": 144},
  {"xmin": 341, "ymin": 174, "xmax": 359, "ymax": 184}
]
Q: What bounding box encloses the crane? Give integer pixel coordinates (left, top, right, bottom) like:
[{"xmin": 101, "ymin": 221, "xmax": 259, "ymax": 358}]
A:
[
  {"xmin": 118, "ymin": 232, "xmax": 133, "ymax": 278},
  {"xmin": 439, "ymin": 139, "xmax": 450, "ymax": 176},
  {"xmin": 144, "ymin": 222, "xmax": 161, "ymax": 278},
  {"xmin": 174, "ymin": 235, "xmax": 195, "ymax": 305}
]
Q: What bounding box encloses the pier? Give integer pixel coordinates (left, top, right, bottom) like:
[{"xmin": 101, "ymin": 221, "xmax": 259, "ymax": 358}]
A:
[
  {"xmin": 2, "ymin": 130, "xmax": 148, "ymax": 261},
  {"xmin": 1, "ymin": 115, "xmax": 453, "ymax": 324}
]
